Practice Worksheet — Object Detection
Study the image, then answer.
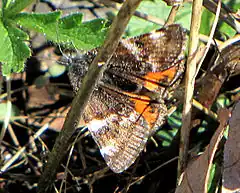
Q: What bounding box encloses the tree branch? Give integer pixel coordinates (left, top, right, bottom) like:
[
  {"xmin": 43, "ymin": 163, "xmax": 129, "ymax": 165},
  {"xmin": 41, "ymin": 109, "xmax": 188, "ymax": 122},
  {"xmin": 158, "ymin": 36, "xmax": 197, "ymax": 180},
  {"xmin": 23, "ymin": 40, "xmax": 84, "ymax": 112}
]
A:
[{"xmin": 37, "ymin": 0, "xmax": 142, "ymax": 192}]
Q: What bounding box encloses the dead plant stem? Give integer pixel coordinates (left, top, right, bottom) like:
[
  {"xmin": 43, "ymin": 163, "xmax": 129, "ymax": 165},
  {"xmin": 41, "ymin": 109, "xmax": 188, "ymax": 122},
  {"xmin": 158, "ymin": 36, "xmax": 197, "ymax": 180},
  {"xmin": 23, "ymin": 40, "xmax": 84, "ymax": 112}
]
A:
[{"xmin": 177, "ymin": 0, "xmax": 203, "ymax": 182}]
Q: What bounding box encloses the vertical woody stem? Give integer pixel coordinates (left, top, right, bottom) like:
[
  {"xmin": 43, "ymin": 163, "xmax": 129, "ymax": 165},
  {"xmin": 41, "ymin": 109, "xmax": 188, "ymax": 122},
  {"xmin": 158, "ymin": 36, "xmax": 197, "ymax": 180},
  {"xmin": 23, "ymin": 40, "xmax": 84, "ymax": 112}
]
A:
[
  {"xmin": 177, "ymin": 0, "xmax": 203, "ymax": 181},
  {"xmin": 37, "ymin": 0, "xmax": 142, "ymax": 192}
]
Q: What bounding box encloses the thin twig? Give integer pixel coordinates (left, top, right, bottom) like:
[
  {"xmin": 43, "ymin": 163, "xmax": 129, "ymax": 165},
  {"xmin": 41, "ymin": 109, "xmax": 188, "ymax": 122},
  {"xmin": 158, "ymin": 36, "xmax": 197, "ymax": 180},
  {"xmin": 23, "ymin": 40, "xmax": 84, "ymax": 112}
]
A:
[
  {"xmin": 203, "ymin": 0, "xmax": 240, "ymax": 32},
  {"xmin": 37, "ymin": 0, "xmax": 142, "ymax": 192},
  {"xmin": 109, "ymin": 0, "xmax": 224, "ymax": 46},
  {"xmin": 59, "ymin": 128, "xmax": 85, "ymax": 193},
  {"xmin": 165, "ymin": 5, "xmax": 181, "ymax": 25},
  {"xmin": 130, "ymin": 156, "xmax": 179, "ymax": 187},
  {"xmin": 194, "ymin": 0, "xmax": 221, "ymax": 80},
  {"xmin": 0, "ymin": 124, "xmax": 49, "ymax": 172},
  {"xmin": 177, "ymin": 0, "xmax": 203, "ymax": 181},
  {"xmin": 192, "ymin": 99, "xmax": 218, "ymax": 120},
  {"xmin": 7, "ymin": 123, "xmax": 20, "ymax": 147},
  {"xmin": 218, "ymin": 34, "xmax": 240, "ymax": 50},
  {"xmin": 112, "ymin": 2, "xmax": 165, "ymax": 25}
]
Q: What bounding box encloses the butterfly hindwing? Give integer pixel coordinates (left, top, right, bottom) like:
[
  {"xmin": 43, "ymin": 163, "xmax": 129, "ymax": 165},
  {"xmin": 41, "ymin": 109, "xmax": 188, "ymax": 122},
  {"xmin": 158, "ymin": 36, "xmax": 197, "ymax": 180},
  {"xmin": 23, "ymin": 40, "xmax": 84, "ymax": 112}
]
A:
[{"xmin": 84, "ymin": 87, "xmax": 167, "ymax": 173}]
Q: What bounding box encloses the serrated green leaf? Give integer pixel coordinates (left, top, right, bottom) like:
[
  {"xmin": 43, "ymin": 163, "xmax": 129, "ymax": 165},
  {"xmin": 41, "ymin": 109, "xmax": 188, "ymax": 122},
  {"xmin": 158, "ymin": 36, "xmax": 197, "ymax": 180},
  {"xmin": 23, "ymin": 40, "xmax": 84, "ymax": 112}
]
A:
[
  {"xmin": 0, "ymin": 19, "xmax": 31, "ymax": 75},
  {"xmin": 14, "ymin": 12, "xmax": 108, "ymax": 50},
  {"xmin": 46, "ymin": 18, "xmax": 108, "ymax": 50},
  {"xmin": 7, "ymin": 27, "xmax": 31, "ymax": 72},
  {"xmin": 3, "ymin": 0, "xmax": 34, "ymax": 17},
  {"xmin": 13, "ymin": 12, "xmax": 61, "ymax": 33},
  {"xmin": 0, "ymin": 20, "xmax": 12, "ymax": 73}
]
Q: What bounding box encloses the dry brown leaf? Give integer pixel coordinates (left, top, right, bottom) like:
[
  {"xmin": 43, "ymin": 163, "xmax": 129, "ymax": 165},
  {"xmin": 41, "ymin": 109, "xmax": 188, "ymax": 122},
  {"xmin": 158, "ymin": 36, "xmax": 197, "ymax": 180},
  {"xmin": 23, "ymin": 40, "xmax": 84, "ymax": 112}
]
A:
[
  {"xmin": 30, "ymin": 106, "xmax": 86, "ymax": 132},
  {"xmin": 197, "ymin": 41, "xmax": 240, "ymax": 109},
  {"xmin": 175, "ymin": 109, "xmax": 230, "ymax": 193},
  {"xmin": 27, "ymin": 84, "xmax": 60, "ymax": 108},
  {"xmin": 42, "ymin": 106, "xmax": 69, "ymax": 132},
  {"xmin": 223, "ymin": 101, "xmax": 240, "ymax": 193}
]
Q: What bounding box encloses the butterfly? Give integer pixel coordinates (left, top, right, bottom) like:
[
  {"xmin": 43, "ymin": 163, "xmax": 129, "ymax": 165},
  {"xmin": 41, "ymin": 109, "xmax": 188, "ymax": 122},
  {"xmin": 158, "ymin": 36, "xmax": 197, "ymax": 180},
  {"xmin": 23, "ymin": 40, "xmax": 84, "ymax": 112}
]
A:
[{"xmin": 68, "ymin": 24, "xmax": 187, "ymax": 173}]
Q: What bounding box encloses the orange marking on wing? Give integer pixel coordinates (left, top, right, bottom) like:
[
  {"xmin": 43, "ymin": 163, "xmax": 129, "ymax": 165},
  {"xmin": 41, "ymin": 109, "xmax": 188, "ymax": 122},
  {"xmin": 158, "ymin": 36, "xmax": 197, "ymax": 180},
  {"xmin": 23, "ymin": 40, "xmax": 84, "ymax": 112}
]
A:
[
  {"xmin": 131, "ymin": 97, "xmax": 158, "ymax": 128},
  {"xmin": 102, "ymin": 84, "xmax": 159, "ymax": 127},
  {"xmin": 143, "ymin": 66, "xmax": 177, "ymax": 91}
]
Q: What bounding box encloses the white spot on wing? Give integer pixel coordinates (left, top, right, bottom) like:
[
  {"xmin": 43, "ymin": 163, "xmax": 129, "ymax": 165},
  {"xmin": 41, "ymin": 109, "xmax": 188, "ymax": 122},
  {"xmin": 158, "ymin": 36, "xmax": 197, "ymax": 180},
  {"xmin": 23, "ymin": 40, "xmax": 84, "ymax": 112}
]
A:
[
  {"xmin": 149, "ymin": 32, "xmax": 163, "ymax": 39},
  {"xmin": 87, "ymin": 114, "xmax": 119, "ymax": 133},
  {"xmin": 121, "ymin": 40, "xmax": 139, "ymax": 55},
  {"xmin": 87, "ymin": 119, "xmax": 107, "ymax": 132},
  {"xmin": 100, "ymin": 145, "xmax": 117, "ymax": 156},
  {"xmin": 119, "ymin": 113, "xmax": 137, "ymax": 126}
]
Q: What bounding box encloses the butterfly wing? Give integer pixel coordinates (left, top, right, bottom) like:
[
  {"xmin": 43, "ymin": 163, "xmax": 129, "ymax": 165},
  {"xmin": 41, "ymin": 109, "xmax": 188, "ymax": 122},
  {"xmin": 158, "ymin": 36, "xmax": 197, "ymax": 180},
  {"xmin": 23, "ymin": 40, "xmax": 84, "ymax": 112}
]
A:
[
  {"xmin": 84, "ymin": 86, "xmax": 167, "ymax": 173},
  {"xmin": 70, "ymin": 24, "xmax": 187, "ymax": 173},
  {"xmin": 107, "ymin": 24, "xmax": 186, "ymax": 93}
]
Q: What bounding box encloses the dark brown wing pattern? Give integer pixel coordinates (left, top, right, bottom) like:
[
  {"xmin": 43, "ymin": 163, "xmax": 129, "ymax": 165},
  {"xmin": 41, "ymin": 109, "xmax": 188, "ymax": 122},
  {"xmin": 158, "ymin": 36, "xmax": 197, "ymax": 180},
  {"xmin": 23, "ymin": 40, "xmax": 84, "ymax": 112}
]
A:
[
  {"xmin": 106, "ymin": 24, "xmax": 186, "ymax": 93},
  {"xmin": 69, "ymin": 24, "xmax": 187, "ymax": 173},
  {"xmin": 83, "ymin": 86, "xmax": 167, "ymax": 173}
]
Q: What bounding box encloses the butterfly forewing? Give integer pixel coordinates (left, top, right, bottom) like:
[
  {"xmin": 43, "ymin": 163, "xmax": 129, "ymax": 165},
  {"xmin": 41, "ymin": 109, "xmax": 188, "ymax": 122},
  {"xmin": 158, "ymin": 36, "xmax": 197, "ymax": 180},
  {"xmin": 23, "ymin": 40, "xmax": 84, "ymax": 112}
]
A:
[{"xmin": 106, "ymin": 25, "xmax": 186, "ymax": 93}]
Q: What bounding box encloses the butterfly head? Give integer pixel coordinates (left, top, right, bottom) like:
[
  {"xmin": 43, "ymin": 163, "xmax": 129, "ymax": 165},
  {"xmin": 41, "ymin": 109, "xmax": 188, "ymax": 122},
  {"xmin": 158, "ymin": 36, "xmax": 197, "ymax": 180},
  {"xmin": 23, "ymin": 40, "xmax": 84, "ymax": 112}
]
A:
[{"xmin": 68, "ymin": 50, "xmax": 97, "ymax": 93}]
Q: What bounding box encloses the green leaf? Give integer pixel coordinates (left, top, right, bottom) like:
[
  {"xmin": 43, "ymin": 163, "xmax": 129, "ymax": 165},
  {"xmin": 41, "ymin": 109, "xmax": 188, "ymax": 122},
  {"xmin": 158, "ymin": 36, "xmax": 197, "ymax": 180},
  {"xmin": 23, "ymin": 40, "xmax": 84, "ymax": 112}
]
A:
[
  {"xmin": 0, "ymin": 10, "xmax": 107, "ymax": 75},
  {"xmin": 3, "ymin": 0, "xmax": 34, "ymax": 17},
  {"xmin": 0, "ymin": 103, "xmax": 20, "ymax": 122},
  {"xmin": 0, "ymin": 19, "xmax": 31, "ymax": 75},
  {"xmin": 0, "ymin": 20, "xmax": 11, "ymax": 73},
  {"xmin": 207, "ymin": 163, "xmax": 216, "ymax": 192},
  {"xmin": 200, "ymin": 0, "xmax": 240, "ymax": 37},
  {"xmin": 168, "ymin": 110, "xmax": 182, "ymax": 128},
  {"xmin": 13, "ymin": 11, "xmax": 62, "ymax": 33},
  {"xmin": 48, "ymin": 18, "xmax": 108, "ymax": 50},
  {"xmin": 175, "ymin": 2, "xmax": 192, "ymax": 29},
  {"xmin": 224, "ymin": 0, "xmax": 240, "ymax": 12},
  {"xmin": 200, "ymin": 7, "xmax": 236, "ymax": 37},
  {"xmin": 216, "ymin": 94, "xmax": 231, "ymax": 108},
  {"xmin": 197, "ymin": 120, "xmax": 208, "ymax": 133},
  {"xmin": 157, "ymin": 129, "xmax": 178, "ymax": 147},
  {"xmin": 14, "ymin": 12, "xmax": 108, "ymax": 50},
  {"xmin": 126, "ymin": 0, "xmax": 170, "ymax": 37},
  {"xmin": 58, "ymin": 13, "xmax": 83, "ymax": 29},
  {"xmin": 218, "ymin": 22, "xmax": 237, "ymax": 38},
  {"xmin": 200, "ymin": 8, "xmax": 214, "ymax": 35},
  {"xmin": 126, "ymin": 0, "xmax": 192, "ymax": 37}
]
